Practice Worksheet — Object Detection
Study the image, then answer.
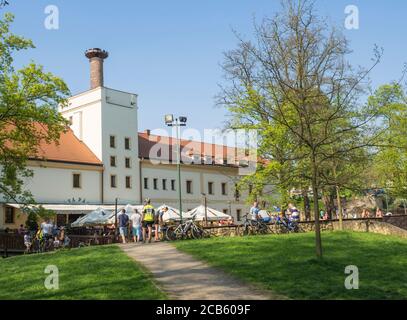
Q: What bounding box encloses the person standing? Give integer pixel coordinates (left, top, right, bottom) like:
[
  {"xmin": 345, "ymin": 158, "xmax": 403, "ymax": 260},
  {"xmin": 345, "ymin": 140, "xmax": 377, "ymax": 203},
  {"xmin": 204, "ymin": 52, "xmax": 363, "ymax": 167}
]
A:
[
  {"xmin": 130, "ymin": 209, "xmax": 142, "ymax": 243},
  {"xmin": 142, "ymin": 199, "xmax": 155, "ymax": 243},
  {"xmin": 118, "ymin": 208, "xmax": 129, "ymax": 244},
  {"xmin": 250, "ymin": 201, "xmax": 260, "ymax": 221},
  {"xmin": 41, "ymin": 218, "xmax": 54, "ymax": 242}
]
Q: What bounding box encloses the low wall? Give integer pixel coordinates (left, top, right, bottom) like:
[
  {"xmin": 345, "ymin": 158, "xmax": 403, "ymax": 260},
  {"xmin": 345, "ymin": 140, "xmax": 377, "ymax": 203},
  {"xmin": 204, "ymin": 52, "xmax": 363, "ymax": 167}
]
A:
[{"xmin": 203, "ymin": 215, "xmax": 407, "ymax": 238}]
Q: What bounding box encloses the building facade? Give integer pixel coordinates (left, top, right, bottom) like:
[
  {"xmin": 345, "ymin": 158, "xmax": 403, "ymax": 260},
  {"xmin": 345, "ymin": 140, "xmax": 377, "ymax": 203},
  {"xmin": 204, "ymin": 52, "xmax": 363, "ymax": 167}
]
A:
[{"xmin": 0, "ymin": 48, "xmax": 255, "ymax": 229}]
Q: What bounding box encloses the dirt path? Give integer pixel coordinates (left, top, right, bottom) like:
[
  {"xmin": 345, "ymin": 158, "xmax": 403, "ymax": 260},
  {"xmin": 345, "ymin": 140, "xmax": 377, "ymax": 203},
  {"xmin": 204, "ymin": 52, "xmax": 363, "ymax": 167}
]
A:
[{"xmin": 120, "ymin": 242, "xmax": 284, "ymax": 300}]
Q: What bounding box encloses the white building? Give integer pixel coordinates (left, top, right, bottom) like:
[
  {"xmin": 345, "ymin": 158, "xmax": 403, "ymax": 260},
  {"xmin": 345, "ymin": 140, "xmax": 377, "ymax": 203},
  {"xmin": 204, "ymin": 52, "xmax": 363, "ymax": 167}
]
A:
[{"xmin": 0, "ymin": 48, "xmax": 257, "ymax": 229}]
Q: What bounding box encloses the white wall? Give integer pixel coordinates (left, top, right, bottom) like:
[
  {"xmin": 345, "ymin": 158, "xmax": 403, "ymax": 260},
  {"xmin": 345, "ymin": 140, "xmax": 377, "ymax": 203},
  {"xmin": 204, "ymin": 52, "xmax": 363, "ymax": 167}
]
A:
[
  {"xmin": 140, "ymin": 163, "xmax": 250, "ymax": 221},
  {"xmin": 25, "ymin": 165, "xmax": 101, "ymax": 204},
  {"xmin": 60, "ymin": 87, "xmax": 141, "ymax": 204}
]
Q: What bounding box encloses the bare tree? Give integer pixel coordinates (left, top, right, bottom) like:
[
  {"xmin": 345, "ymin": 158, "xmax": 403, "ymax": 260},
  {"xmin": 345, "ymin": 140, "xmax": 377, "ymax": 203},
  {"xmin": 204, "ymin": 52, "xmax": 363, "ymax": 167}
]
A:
[{"xmin": 218, "ymin": 0, "xmax": 382, "ymax": 258}]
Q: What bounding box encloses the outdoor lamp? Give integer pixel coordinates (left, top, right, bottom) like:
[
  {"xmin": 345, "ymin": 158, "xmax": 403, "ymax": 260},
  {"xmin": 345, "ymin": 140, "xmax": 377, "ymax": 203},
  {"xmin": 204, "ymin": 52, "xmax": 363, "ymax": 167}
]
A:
[
  {"xmin": 179, "ymin": 116, "xmax": 187, "ymax": 123},
  {"xmin": 165, "ymin": 114, "xmax": 174, "ymax": 125}
]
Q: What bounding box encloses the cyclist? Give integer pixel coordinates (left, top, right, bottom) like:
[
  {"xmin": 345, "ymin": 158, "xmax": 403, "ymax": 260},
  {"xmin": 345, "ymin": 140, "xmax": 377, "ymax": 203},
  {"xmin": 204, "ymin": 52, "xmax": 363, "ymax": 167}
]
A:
[{"xmin": 142, "ymin": 198, "xmax": 155, "ymax": 243}]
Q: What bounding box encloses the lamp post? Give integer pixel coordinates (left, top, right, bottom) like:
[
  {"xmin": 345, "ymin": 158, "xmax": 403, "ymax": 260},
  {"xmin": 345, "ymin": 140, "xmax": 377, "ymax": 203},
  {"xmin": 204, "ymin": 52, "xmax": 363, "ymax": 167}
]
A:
[
  {"xmin": 165, "ymin": 114, "xmax": 187, "ymax": 223},
  {"xmin": 202, "ymin": 193, "xmax": 208, "ymax": 226}
]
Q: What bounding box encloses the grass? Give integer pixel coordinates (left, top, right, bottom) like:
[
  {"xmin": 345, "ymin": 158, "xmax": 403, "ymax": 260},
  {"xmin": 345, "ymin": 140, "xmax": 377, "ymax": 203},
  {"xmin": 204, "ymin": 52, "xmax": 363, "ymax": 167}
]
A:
[
  {"xmin": 174, "ymin": 231, "xmax": 407, "ymax": 299},
  {"xmin": 0, "ymin": 245, "xmax": 166, "ymax": 300}
]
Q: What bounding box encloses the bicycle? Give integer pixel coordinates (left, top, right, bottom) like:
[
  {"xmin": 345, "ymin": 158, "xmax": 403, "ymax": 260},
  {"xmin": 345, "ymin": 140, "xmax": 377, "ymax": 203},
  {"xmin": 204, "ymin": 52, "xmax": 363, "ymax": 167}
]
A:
[
  {"xmin": 166, "ymin": 217, "xmax": 209, "ymax": 241},
  {"xmin": 242, "ymin": 214, "xmax": 269, "ymax": 235}
]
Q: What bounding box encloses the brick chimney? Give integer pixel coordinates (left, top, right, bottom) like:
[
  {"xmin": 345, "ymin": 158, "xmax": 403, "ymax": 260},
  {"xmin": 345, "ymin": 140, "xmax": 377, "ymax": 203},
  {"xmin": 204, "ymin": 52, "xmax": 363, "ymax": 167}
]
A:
[{"xmin": 85, "ymin": 48, "xmax": 109, "ymax": 89}]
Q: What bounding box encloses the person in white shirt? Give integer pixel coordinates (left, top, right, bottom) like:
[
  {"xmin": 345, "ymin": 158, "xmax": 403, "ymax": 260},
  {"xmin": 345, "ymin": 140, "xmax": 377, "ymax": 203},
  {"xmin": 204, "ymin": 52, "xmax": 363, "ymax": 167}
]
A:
[
  {"xmin": 41, "ymin": 219, "xmax": 54, "ymax": 240},
  {"xmin": 130, "ymin": 209, "xmax": 142, "ymax": 243}
]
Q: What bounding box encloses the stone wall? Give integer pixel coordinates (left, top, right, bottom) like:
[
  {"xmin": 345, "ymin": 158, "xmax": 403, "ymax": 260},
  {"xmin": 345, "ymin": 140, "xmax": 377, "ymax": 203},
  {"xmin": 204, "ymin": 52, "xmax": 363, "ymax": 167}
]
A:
[{"xmin": 203, "ymin": 215, "xmax": 407, "ymax": 238}]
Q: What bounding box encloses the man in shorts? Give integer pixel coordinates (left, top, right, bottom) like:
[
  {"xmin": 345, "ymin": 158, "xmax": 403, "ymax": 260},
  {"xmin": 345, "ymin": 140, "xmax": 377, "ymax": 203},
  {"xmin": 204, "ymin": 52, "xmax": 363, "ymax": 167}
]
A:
[
  {"xmin": 118, "ymin": 208, "xmax": 129, "ymax": 244},
  {"xmin": 142, "ymin": 199, "xmax": 155, "ymax": 243},
  {"xmin": 130, "ymin": 209, "xmax": 142, "ymax": 243}
]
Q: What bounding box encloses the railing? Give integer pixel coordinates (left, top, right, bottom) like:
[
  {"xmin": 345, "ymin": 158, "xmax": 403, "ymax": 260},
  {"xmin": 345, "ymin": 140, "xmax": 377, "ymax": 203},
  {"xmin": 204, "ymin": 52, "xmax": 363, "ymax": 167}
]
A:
[{"xmin": 0, "ymin": 233, "xmax": 117, "ymax": 254}]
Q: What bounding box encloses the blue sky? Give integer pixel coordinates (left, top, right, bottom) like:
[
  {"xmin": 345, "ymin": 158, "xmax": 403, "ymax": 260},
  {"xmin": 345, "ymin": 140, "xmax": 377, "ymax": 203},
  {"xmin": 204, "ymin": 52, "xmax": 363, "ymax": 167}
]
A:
[{"xmin": 5, "ymin": 0, "xmax": 407, "ymax": 137}]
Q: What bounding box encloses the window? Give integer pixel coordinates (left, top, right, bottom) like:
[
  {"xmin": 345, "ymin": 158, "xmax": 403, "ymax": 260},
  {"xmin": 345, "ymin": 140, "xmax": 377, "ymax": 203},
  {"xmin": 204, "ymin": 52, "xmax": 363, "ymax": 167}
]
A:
[
  {"xmin": 144, "ymin": 177, "xmax": 149, "ymax": 189},
  {"xmin": 125, "ymin": 137, "xmax": 131, "ymax": 150},
  {"xmin": 208, "ymin": 182, "xmax": 214, "ymax": 195},
  {"xmin": 5, "ymin": 206, "xmax": 15, "ymax": 224},
  {"xmin": 186, "ymin": 180, "xmax": 192, "ymax": 194},
  {"xmin": 223, "ymin": 209, "xmax": 228, "ymax": 214},
  {"xmin": 73, "ymin": 173, "xmax": 81, "ymax": 188},
  {"xmin": 110, "ymin": 135, "xmax": 116, "ymax": 148},
  {"xmin": 69, "ymin": 116, "xmax": 73, "ymax": 125},
  {"xmin": 110, "ymin": 156, "xmax": 116, "ymax": 167},
  {"xmin": 221, "ymin": 183, "xmax": 227, "ymax": 195},
  {"xmin": 153, "ymin": 178, "xmax": 158, "ymax": 190},
  {"xmin": 162, "ymin": 179, "xmax": 167, "ymax": 190},
  {"xmin": 171, "ymin": 179, "xmax": 176, "ymax": 191},
  {"xmin": 125, "ymin": 157, "xmax": 131, "ymax": 168},
  {"xmin": 125, "ymin": 176, "xmax": 131, "ymax": 189},
  {"xmin": 236, "ymin": 209, "xmax": 242, "ymax": 222},
  {"xmin": 110, "ymin": 175, "xmax": 117, "ymax": 188}
]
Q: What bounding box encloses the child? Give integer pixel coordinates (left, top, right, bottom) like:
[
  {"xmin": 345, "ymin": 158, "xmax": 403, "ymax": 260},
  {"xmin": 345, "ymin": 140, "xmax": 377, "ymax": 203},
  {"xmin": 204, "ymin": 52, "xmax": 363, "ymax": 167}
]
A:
[{"xmin": 24, "ymin": 232, "xmax": 32, "ymax": 253}]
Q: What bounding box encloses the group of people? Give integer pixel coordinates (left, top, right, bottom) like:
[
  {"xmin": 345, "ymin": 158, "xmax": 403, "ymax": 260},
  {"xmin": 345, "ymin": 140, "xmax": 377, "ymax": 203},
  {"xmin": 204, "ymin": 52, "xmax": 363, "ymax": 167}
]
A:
[
  {"xmin": 116, "ymin": 198, "xmax": 169, "ymax": 244},
  {"xmin": 23, "ymin": 218, "xmax": 70, "ymax": 253},
  {"xmin": 250, "ymin": 201, "xmax": 301, "ymax": 223}
]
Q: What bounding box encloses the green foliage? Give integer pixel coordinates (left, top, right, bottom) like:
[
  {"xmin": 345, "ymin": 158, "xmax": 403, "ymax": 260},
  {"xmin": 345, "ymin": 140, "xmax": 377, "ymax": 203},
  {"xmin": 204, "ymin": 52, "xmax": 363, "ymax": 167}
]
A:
[{"xmin": 0, "ymin": 13, "xmax": 70, "ymax": 205}]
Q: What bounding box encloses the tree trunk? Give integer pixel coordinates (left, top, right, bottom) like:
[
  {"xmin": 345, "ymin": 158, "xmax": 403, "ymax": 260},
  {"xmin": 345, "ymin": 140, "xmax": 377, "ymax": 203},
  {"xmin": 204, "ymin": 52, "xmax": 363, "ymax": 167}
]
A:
[
  {"xmin": 336, "ymin": 185, "xmax": 343, "ymax": 230},
  {"xmin": 311, "ymin": 155, "xmax": 323, "ymax": 259}
]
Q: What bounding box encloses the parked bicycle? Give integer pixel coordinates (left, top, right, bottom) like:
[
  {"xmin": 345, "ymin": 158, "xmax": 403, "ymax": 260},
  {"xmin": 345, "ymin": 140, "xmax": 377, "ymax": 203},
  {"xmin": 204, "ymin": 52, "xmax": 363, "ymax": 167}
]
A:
[
  {"xmin": 165, "ymin": 216, "xmax": 209, "ymax": 241},
  {"xmin": 242, "ymin": 214, "xmax": 269, "ymax": 235}
]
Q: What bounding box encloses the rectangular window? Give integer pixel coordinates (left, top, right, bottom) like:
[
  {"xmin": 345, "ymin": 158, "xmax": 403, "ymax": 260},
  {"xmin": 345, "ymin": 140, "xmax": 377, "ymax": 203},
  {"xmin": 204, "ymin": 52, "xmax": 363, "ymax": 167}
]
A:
[
  {"xmin": 110, "ymin": 156, "xmax": 116, "ymax": 167},
  {"xmin": 223, "ymin": 209, "xmax": 228, "ymax": 214},
  {"xmin": 125, "ymin": 176, "xmax": 131, "ymax": 189},
  {"xmin": 162, "ymin": 179, "xmax": 167, "ymax": 190},
  {"xmin": 208, "ymin": 182, "xmax": 214, "ymax": 195},
  {"xmin": 221, "ymin": 183, "xmax": 227, "ymax": 195},
  {"xmin": 236, "ymin": 209, "xmax": 242, "ymax": 222},
  {"xmin": 125, "ymin": 137, "xmax": 131, "ymax": 150},
  {"xmin": 110, "ymin": 135, "xmax": 116, "ymax": 148},
  {"xmin": 186, "ymin": 180, "xmax": 192, "ymax": 194},
  {"xmin": 153, "ymin": 178, "xmax": 158, "ymax": 190},
  {"xmin": 5, "ymin": 207, "xmax": 15, "ymax": 224},
  {"xmin": 144, "ymin": 177, "xmax": 149, "ymax": 189},
  {"xmin": 110, "ymin": 175, "xmax": 117, "ymax": 188},
  {"xmin": 125, "ymin": 157, "xmax": 131, "ymax": 168},
  {"xmin": 73, "ymin": 173, "xmax": 81, "ymax": 188},
  {"xmin": 171, "ymin": 179, "xmax": 176, "ymax": 191}
]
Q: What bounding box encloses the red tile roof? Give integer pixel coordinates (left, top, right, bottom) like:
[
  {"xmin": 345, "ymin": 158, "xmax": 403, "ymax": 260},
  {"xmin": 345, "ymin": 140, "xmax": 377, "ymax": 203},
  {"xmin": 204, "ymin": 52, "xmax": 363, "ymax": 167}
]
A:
[
  {"xmin": 31, "ymin": 127, "xmax": 102, "ymax": 166},
  {"xmin": 138, "ymin": 131, "xmax": 250, "ymax": 166}
]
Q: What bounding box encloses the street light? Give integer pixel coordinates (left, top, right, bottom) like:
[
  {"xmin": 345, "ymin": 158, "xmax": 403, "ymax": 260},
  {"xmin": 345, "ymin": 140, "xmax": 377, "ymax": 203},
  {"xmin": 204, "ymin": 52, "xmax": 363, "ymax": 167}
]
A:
[
  {"xmin": 201, "ymin": 193, "xmax": 208, "ymax": 226},
  {"xmin": 165, "ymin": 114, "xmax": 187, "ymax": 222}
]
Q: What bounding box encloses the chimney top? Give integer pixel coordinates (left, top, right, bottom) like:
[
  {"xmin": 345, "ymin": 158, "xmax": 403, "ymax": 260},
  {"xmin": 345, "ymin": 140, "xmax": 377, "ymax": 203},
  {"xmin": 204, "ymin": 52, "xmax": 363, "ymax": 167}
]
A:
[
  {"xmin": 85, "ymin": 48, "xmax": 109, "ymax": 89},
  {"xmin": 85, "ymin": 48, "xmax": 109, "ymax": 60}
]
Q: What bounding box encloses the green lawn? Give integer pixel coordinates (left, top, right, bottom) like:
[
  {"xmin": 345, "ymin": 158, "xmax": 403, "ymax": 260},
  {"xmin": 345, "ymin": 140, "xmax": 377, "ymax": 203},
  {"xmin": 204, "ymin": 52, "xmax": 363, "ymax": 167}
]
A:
[
  {"xmin": 174, "ymin": 231, "xmax": 407, "ymax": 299},
  {"xmin": 0, "ymin": 245, "xmax": 166, "ymax": 300}
]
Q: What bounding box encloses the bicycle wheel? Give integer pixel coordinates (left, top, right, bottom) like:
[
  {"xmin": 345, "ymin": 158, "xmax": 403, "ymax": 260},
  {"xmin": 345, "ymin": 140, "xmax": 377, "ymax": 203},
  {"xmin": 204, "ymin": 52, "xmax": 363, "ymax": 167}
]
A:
[
  {"xmin": 191, "ymin": 226, "xmax": 205, "ymax": 239},
  {"xmin": 165, "ymin": 226, "xmax": 178, "ymax": 241}
]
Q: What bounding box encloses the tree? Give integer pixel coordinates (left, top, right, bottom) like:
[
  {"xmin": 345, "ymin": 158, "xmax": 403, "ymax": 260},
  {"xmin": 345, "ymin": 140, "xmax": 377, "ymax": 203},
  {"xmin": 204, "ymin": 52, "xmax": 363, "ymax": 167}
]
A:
[
  {"xmin": 371, "ymin": 83, "xmax": 407, "ymax": 202},
  {"xmin": 218, "ymin": 0, "xmax": 381, "ymax": 258},
  {"xmin": 0, "ymin": 13, "xmax": 69, "ymax": 210}
]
